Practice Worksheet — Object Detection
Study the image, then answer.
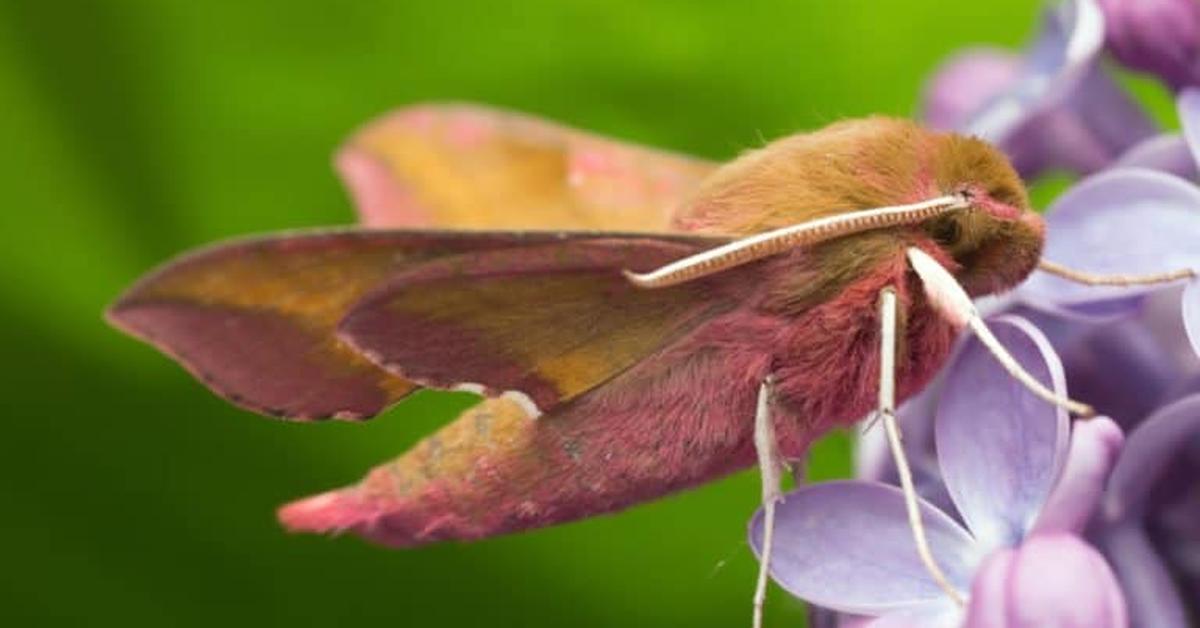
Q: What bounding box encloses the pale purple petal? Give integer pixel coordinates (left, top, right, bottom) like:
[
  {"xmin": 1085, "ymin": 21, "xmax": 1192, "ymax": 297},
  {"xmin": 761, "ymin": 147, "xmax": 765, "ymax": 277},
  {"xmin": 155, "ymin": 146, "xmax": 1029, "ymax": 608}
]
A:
[
  {"xmin": 1180, "ymin": 88, "xmax": 1200, "ymax": 164},
  {"xmin": 936, "ymin": 316, "xmax": 1069, "ymax": 550},
  {"xmin": 856, "ymin": 373, "xmax": 960, "ymax": 518},
  {"xmin": 1105, "ymin": 393, "xmax": 1200, "ymax": 519},
  {"xmin": 1143, "ymin": 284, "xmax": 1200, "ymax": 372},
  {"xmin": 1032, "ymin": 417, "xmax": 1124, "ymax": 535},
  {"xmin": 1004, "ymin": 534, "xmax": 1127, "ymax": 628},
  {"xmin": 1017, "ymin": 168, "xmax": 1200, "ymax": 309},
  {"xmin": 748, "ymin": 481, "xmax": 979, "ymax": 615},
  {"xmin": 855, "ymin": 420, "xmax": 892, "ymax": 483},
  {"xmin": 856, "ymin": 374, "xmax": 943, "ymax": 482},
  {"xmin": 921, "ymin": 49, "xmax": 1021, "ymax": 131},
  {"xmin": 1098, "ymin": 522, "xmax": 1190, "ymax": 628},
  {"xmin": 1185, "ymin": 280, "xmax": 1200, "ymax": 358},
  {"xmin": 1113, "ymin": 133, "xmax": 1197, "ymax": 178}
]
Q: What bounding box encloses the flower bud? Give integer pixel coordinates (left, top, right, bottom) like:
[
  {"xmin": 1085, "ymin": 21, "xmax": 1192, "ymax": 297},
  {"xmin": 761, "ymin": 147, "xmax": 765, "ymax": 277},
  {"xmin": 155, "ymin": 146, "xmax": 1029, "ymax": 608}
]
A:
[{"xmin": 1100, "ymin": 0, "xmax": 1200, "ymax": 90}]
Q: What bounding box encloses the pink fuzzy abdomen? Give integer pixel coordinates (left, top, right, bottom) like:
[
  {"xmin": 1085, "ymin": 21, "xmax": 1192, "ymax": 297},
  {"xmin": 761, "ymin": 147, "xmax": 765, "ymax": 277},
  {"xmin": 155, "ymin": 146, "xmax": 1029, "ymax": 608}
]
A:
[
  {"xmin": 769, "ymin": 261, "xmax": 958, "ymax": 454},
  {"xmin": 279, "ymin": 251, "xmax": 958, "ymax": 546}
]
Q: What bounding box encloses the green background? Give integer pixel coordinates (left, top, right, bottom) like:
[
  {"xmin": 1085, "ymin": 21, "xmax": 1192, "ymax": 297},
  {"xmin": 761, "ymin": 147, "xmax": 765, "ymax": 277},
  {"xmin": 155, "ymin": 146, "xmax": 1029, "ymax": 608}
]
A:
[{"xmin": 0, "ymin": 1, "xmax": 1057, "ymax": 625}]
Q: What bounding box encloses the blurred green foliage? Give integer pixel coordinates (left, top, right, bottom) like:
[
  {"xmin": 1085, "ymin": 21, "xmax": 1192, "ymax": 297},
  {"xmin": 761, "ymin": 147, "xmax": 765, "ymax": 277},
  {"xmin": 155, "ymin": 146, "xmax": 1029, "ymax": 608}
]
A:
[{"xmin": 0, "ymin": 1, "xmax": 1058, "ymax": 625}]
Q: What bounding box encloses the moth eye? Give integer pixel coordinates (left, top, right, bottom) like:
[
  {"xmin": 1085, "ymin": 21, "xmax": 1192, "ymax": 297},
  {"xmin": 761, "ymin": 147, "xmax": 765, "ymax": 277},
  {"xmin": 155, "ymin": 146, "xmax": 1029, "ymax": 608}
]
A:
[
  {"xmin": 931, "ymin": 219, "xmax": 963, "ymax": 247},
  {"xmin": 988, "ymin": 184, "xmax": 1021, "ymax": 207}
]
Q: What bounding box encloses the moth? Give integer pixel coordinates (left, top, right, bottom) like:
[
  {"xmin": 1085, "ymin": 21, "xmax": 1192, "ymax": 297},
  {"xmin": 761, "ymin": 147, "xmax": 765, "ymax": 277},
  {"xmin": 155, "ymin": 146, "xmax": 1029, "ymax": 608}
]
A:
[{"xmin": 107, "ymin": 104, "xmax": 1177, "ymax": 624}]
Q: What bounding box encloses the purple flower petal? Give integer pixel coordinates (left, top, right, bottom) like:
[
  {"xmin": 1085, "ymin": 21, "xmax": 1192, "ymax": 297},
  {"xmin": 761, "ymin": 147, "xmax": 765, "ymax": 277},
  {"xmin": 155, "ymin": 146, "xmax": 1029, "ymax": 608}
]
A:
[
  {"xmin": 1032, "ymin": 63, "xmax": 1159, "ymax": 175},
  {"xmin": 1017, "ymin": 168, "xmax": 1200, "ymax": 309},
  {"xmin": 855, "ymin": 421, "xmax": 892, "ymax": 483},
  {"xmin": 1185, "ymin": 280, "xmax": 1200, "ymax": 359},
  {"xmin": 936, "ymin": 316, "xmax": 1069, "ymax": 550},
  {"xmin": 1105, "ymin": 393, "xmax": 1200, "ymax": 519},
  {"xmin": 806, "ymin": 606, "xmax": 844, "ymax": 628},
  {"xmin": 1051, "ymin": 317, "xmax": 1182, "ymax": 427},
  {"xmin": 748, "ymin": 481, "xmax": 978, "ymax": 615},
  {"xmin": 1100, "ymin": 0, "xmax": 1200, "ymax": 91},
  {"xmin": 921, "ymin": 49, "xmax": 1021, "ymax": 131},
  {"xmin": 968, "ymin": 535, "xmax": 1129, "ymax": 628},
  {"xmin": 998, "ymin": 534, "xmax": 1127, "ymax": 628},
  {"xmin": 856, "ymin": 373, "xmax": 960, "ymax": 518},
  {"xmin": 1067, "ymin": 62, "xmax": 1161, "ymax": 157},
  {"xmin": 1098, "ymin": 522, "xmax": 1190, "ymax": 628},
  {"xmin": 1113, "ymin": 133, "xmax": 1197, "ymax": 179},
  {"xmin": 1143, "ymin": 284, "xmax": 1200, "ymax": 372},
  {"xmin": 1017, "ymin": 294, "xmax": 1145, "ymax": 323},
  {"xmin": 962, "ymin": 548, "xmax": 1016, "ymax": 628},
  {"xmin": 1032, "ymin": 416, "xmax": 1124, "ymax": 535},
  {"xmin": 1180, "ymin": 88, "xmax": 1200, "ymax": 164},
  {"xmin": 856, "ymin": 373, "xmax": 943, "ymax": 482}
]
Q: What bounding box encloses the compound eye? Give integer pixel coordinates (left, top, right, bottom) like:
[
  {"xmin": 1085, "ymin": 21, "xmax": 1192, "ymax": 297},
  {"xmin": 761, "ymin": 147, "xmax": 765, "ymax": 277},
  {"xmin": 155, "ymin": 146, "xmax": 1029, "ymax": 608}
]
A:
[{"xmin": 931, "ymin": 218, "xmax": 963, "ymax": 247}]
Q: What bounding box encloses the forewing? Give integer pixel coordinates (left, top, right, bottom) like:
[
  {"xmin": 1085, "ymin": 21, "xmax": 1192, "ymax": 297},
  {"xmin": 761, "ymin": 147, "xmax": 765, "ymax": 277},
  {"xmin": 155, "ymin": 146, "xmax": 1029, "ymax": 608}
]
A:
[
  {"xmin": 336, "ymin": 103, "xmax": 716, "ymax": 231},
  {"xmin": 337, "ymin": 237, "xmax": 743, "ymax": 413},
  {"xmin": 108, "ymin": 230, "xmax": 717, "ymax": 420}
]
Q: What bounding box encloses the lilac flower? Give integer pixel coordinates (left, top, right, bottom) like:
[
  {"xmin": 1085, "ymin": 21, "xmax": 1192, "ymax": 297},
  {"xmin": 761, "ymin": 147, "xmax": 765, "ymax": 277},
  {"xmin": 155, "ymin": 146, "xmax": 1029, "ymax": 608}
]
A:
[
  {"xmin": 856, "ymin": 291, "xmax": 1200, "ymax": 626},
  {"xmin": 1006, "ymin": 88, "xmax": 1200, "ymax": 359},
  {"xmin": 751, "ymin": 318, "xmax": 1127, "ymax": 627},
  {"xmin": 862, "ymin": 5, "xmax": 1200, "ymax": 625},
  {"xmin": 922, "ymin": 0, "xmax": 1155, "ymax": 178},
  {"xmin": 1098, "ymin": 0, "xmax": 1200, "ymax": 91},
  {"xmin": 1096, "ymin": 394, "xmax": 1200, "ymax": 626}
]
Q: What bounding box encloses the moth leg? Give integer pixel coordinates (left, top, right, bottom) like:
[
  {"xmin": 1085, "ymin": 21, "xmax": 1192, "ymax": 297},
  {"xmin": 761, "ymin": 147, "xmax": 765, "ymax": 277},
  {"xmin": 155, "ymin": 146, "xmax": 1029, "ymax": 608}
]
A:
[
  {"xmin": 877, "ymin": 287, "xmax": 965, "ymax": 606},
  {"xmin": 752, "ymin": 375, "xmax": 783, "ymax": 628},
  {"xmin": 907, "ymin": 247, "xmax": 1094, "ymax": 417},
  {"xmin": 1038, "ymin": 259, "xmax": 1196, "ymax": 287}
]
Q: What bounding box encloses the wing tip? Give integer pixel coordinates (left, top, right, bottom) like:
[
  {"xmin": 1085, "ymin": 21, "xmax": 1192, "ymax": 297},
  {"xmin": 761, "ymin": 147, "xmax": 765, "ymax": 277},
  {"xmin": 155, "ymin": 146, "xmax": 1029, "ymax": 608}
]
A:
[
  {"xmin": 106, "ymin": 299, "xmax": 388, "ymax": 423},
  {"xmin": 277, "ymin": 489, "xmax": 373, "ymax": 536}
]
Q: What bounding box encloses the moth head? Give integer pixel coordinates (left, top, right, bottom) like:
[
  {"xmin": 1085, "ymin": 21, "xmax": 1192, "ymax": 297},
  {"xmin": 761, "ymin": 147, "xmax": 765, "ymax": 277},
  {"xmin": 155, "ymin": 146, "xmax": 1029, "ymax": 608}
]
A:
[
  {"xmin": 631, "ymin": 118, "xmax": 1046, "ymax": 293},
  {"xmin": 923, "ymin": 133, "xmax": 1045, "ymax": 297}
]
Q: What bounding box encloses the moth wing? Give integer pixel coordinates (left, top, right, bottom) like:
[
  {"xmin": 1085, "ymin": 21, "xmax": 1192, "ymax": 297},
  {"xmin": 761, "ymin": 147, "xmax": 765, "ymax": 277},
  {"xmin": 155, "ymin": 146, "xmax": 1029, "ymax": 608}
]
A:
[
  {"xmin": 108, "ymin": 230, "xmax": 708, "ymax": 420},
  {"xmin": 337, "ymin": 236, "xmax": 744, "ymax": 414},
  {"xmin": 337, "ymin": 103, "xmax": 716, "ymax": 231}
]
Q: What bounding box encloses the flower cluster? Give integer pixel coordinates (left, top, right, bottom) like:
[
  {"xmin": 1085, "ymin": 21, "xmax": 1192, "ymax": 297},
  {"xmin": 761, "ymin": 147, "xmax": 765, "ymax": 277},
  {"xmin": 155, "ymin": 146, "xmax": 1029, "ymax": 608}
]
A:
[{"xmin": 753, "ymin": 1, "xmax": 1200, "ymax": 625}]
